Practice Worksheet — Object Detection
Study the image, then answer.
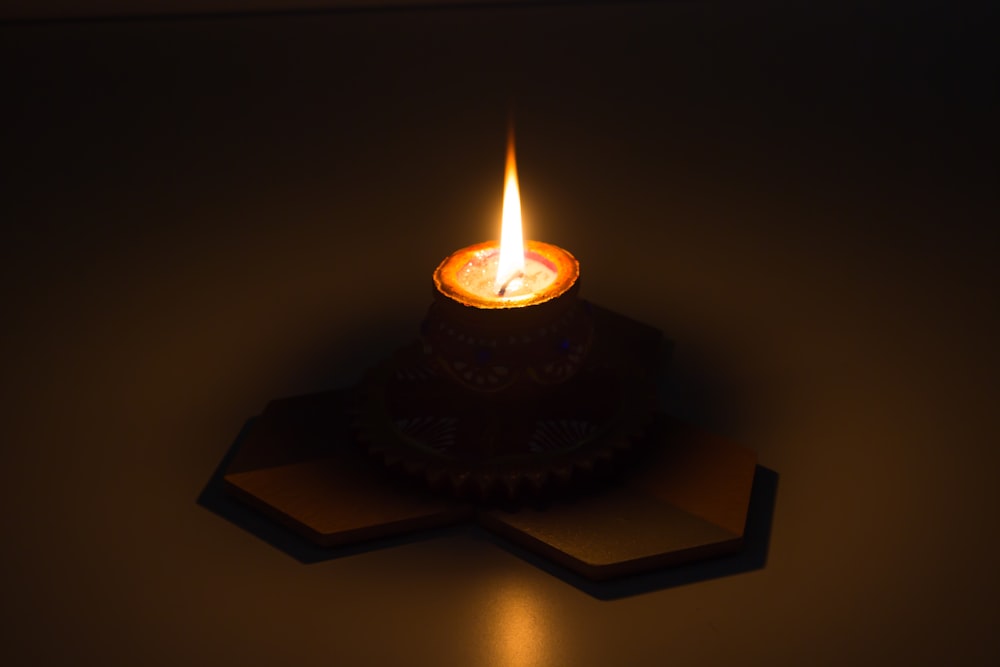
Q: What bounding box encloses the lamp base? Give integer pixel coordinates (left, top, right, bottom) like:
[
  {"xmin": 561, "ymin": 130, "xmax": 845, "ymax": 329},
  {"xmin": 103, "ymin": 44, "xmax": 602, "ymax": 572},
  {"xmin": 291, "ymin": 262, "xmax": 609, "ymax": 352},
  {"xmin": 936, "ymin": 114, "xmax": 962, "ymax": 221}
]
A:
[
  {"xmin": 222, "ymin": 306, "xmax": 758, "ymax": 580},
  {"xmin": 354, "ymin": 304, "xmax": 662, "ymax": 504}
]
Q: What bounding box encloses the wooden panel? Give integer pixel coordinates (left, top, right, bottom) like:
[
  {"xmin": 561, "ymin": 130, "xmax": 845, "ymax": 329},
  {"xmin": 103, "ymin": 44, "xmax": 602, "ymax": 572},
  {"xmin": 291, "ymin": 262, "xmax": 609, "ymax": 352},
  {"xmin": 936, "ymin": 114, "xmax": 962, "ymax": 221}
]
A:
[
  {"xmin": 224, "ymin": 389, "xmax": 473, "ymax": 546},
  {"xmin": 225, "ymin": 457, "xmax": 472, "ymax": 546},
  {"xmin": 479, "ymin": 417, "xmax": 757, "ymax": 580}
]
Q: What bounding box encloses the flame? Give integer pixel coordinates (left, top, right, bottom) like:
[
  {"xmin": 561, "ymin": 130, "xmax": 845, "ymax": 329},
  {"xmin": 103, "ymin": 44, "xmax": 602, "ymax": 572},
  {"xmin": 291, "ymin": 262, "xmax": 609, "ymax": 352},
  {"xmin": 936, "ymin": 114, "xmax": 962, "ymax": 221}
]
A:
[{"xmin": 495, "ymin": 127, "xmax": 525, "ymax": 293}]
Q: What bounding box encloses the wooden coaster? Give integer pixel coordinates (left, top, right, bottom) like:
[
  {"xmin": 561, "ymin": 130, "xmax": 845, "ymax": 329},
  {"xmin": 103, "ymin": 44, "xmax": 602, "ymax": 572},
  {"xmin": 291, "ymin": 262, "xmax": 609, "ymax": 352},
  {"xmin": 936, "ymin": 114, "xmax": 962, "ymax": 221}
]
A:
[{"xmin": 223, "ymin": 386, "xmax": 757, "ymax": 579}]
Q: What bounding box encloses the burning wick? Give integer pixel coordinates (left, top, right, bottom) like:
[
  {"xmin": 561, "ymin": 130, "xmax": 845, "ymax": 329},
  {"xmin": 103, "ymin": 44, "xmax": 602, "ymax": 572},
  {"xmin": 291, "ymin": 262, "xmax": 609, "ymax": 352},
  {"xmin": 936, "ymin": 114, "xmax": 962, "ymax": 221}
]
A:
[{"xmin": 497, "ymin": 271, "xmax": 525, "ymax": 297}]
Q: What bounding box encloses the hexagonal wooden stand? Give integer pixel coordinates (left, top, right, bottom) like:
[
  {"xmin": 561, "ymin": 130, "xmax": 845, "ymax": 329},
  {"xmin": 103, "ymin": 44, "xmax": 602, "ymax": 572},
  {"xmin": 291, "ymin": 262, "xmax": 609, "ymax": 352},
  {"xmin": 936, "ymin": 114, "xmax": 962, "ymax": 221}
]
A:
[{"xmin": 223, "ymin": 308, "xmax": 757, "ymax": 580}]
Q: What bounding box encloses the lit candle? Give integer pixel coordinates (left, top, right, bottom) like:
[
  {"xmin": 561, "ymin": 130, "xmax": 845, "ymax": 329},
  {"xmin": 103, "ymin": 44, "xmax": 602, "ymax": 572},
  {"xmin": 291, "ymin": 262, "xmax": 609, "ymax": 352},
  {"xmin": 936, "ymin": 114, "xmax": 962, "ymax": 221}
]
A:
[
  {"xmin": 423, "ymin": 129, "xmax": 591, "ymax": 397},
  {"xmin": 433, "ymin": 129, "xmax": 579, "ymax": 309}
]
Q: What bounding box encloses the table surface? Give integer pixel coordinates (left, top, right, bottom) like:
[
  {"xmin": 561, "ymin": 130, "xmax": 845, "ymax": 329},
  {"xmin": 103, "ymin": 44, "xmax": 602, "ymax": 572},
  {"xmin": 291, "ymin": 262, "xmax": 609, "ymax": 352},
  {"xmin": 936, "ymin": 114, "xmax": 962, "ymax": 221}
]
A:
[{"xmin": 2, "ymin": 2, "xmax": 997, "ymax": 665}]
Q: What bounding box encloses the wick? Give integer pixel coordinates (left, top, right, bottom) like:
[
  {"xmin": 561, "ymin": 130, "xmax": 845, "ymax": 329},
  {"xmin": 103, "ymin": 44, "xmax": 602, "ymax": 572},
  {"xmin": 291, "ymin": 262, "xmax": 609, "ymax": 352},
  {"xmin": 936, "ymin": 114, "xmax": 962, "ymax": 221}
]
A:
[{"xmin": 497, "ymin": 271, "xmax": 524, "ymax": 297}]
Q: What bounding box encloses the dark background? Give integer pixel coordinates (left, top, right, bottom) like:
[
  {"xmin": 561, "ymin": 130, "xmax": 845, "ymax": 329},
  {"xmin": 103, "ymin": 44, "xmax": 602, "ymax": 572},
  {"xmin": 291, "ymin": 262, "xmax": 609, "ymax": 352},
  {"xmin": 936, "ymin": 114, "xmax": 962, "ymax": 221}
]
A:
[{"xmin": 2, "ymin": 1, "xmax": 997, "ymax": 664}]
